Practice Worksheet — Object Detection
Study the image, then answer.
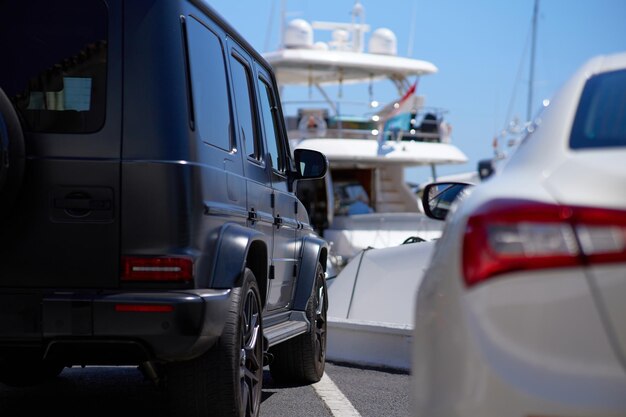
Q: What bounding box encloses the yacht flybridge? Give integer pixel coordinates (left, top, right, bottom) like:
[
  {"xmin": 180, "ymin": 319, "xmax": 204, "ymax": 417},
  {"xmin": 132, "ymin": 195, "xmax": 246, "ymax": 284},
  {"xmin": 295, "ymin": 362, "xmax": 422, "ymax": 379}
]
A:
[{"xmin": 264, "ymin": 1, "xmax": 468, "ymax": 271}]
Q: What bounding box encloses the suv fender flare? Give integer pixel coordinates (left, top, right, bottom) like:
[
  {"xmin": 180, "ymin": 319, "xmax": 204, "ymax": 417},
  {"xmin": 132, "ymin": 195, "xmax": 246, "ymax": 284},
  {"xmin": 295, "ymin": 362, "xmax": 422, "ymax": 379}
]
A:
[
  {"xmin": 208, "ymin": 222, "xmax": 269, "ymax": 295},
  {"xmin": 292, "ymin": 235, "xmax": 328, "ymax": 311}
]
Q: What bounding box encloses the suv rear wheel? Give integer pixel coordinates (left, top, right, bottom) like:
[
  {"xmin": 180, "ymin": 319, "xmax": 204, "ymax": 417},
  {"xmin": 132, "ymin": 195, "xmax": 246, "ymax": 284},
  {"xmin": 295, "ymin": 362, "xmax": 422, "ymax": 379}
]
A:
[
  {"xmin": 166, "ymin": 268, "xmax": 263, "ymax": 417},
  {"xmin": 269, "ymin": 262, "xmax": 327, "ymax": 384}
]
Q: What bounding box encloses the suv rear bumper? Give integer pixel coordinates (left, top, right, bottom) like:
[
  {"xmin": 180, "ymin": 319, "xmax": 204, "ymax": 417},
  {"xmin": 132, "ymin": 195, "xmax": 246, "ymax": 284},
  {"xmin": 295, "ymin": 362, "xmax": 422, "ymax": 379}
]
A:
[{"xmin": 0, "ymin": 289, "xmax": 232, "ymax": 364}]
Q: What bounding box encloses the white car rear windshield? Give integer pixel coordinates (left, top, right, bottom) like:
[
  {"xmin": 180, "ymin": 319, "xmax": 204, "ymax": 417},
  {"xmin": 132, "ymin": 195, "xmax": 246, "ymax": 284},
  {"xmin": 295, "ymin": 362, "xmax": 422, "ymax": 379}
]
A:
[{"xmin": 570, "ymin": 69, "xmax": 626, "ymax": 149}]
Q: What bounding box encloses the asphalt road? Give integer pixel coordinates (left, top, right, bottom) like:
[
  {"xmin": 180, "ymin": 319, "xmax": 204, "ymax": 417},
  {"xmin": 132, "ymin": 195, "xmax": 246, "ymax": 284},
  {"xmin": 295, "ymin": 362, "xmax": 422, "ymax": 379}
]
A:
[{"xmin": 0, "ymin": 362, "xmax": 410, "ymax": 417}]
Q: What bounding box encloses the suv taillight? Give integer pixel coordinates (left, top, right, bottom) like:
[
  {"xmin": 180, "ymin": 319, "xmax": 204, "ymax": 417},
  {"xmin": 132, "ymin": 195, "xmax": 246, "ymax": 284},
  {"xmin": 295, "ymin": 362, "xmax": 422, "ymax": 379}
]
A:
[
  {"xmin": 462, "ymin": 199, "xmax": 626, "ymax": 287},
  {"xmin": 121, "ymin": 256, "xmax": 193, "ymax": 282}
]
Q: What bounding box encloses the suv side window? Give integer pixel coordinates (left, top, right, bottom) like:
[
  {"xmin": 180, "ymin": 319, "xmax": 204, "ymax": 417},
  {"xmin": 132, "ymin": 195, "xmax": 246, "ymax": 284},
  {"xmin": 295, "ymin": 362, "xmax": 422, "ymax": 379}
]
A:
[
  {"xmin": 257, "ymin": 77, "xmax": 286, "ymax": 173},
  {"xmin": 229, "ymin": 55, "xmax": 260, "ymax": 160},
  {"xmin": 186, "ymin": 16, "xmax": 231, "ymax": 151}
]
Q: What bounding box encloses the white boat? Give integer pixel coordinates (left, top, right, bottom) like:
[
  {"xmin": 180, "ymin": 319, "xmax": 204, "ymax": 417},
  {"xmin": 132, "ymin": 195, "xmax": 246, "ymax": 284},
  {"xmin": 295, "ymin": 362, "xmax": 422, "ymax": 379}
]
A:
[
  {"xmin": 263, "ymin": 1, "xmax": 468, "ymax": 272},
  {"xmin": 324, "ymin": 241, "xmax": 435, "ymax": 370}
]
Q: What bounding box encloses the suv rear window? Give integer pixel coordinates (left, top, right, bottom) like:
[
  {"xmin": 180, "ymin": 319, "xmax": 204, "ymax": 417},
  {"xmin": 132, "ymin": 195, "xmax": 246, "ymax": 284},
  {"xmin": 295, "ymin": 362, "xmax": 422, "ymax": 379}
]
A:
[
  {"xmin": 0, "ymin": 0, "xmax": 107, "ymax": 134},
  {"xmin": 570, "ymin": 69, "xmax": 626, "ymax": 149}
]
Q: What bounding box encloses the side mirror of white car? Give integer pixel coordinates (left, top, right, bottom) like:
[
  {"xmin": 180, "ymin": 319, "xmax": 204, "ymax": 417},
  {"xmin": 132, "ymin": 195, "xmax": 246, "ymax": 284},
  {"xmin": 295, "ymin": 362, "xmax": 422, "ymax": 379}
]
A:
[{"xmin": 421, "ymin": 182, "xmax": 473, "ymax": 220}]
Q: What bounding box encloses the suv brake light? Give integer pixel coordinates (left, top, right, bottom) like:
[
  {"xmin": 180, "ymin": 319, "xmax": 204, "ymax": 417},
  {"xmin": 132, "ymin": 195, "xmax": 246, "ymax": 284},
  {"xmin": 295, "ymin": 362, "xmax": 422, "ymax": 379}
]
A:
[
  {"xmin": 121, "ymin": 256, "xmax": 193, "ymax": 282},
  {"xmin": 462, "ymin": 199, "xmax": 626, "ymax": 287}
]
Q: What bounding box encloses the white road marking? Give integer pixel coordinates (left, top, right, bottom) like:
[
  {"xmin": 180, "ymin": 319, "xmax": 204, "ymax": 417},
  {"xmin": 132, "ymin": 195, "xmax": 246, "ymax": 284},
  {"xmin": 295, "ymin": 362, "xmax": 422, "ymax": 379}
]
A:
[{"xmin": 312, "ymin": 372, "xmax": 362, "ymax": 417}]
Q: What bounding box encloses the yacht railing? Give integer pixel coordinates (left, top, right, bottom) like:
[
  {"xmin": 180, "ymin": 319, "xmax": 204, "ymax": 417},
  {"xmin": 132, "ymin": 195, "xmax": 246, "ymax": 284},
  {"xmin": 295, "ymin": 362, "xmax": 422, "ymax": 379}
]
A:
[{"xmin": 281, "ymin": 97, "xmax": 452, "ymax": 143}]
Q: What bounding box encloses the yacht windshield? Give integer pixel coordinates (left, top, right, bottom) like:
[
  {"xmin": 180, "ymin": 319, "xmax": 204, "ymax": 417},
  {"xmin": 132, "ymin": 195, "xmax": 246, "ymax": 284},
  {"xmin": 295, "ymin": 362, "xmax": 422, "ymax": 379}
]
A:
[{"xmin": 334, "ymin": 182, "xmax": 374, "ymax": 215}]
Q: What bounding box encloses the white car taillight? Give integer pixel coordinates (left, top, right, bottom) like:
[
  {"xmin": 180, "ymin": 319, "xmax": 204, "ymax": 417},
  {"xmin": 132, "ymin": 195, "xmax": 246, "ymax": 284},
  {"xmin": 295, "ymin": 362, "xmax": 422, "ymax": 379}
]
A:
[{"xmin": 462, "ymin": 199, "xmax": 626, "ymax": 287}]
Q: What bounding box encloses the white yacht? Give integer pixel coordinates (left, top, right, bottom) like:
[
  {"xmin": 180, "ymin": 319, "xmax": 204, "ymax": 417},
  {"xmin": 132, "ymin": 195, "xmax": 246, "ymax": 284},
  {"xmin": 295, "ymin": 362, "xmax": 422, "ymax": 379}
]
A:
[{"xmin": 264, "ymin": 1, "xmax": 468, "ymax": 272}]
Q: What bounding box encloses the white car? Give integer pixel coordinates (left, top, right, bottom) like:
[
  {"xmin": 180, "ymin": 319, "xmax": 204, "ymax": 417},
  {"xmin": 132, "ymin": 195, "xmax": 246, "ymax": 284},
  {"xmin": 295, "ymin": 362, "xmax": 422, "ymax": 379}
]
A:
[{"xmin": 411, "ymin": 52, "xmax": 626, "ymax": 417}]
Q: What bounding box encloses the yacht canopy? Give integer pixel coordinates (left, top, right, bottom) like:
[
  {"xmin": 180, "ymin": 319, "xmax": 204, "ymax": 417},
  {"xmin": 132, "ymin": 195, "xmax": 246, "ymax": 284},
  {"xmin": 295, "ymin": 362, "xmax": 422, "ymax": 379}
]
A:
[
  {"xmin": 293, "ymin": 138, "xmax": 468, "ymax": 167},
  {"xmin": 264, "ymin": 48, "xmax": 438, "ymax": 86}
]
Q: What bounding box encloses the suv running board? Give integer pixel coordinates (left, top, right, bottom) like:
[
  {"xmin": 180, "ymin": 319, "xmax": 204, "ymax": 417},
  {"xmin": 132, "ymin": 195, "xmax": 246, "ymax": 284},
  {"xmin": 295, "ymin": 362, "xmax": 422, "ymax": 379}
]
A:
[{"xmin": 263, "ymin": 311, "xmax": 309, "ymax": 348}]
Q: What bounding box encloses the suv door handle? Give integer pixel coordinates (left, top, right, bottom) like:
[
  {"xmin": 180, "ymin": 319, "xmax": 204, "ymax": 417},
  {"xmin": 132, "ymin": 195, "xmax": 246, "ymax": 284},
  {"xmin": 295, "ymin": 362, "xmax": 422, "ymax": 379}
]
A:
[
  {"xmin": 274, "ymin": 215, "xmax": 283, "ymax": 228},
  {"xmin": 54, "ymin": 196, "xmax": 112, "ymax": 211},
  {"xmin": 248, "ymin": 209, "xmax": 258, "ymax": 224},
  {"xmin": 51, "ymin": 188, "xmax": 114, "ymax": 221}
]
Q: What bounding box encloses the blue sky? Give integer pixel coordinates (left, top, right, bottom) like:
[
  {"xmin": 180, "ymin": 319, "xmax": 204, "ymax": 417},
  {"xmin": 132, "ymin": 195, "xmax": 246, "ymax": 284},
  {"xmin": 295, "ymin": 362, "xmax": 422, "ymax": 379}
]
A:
[{"xmin": 209, "ymin": 0, "xmax": 626, "ymax": 184}]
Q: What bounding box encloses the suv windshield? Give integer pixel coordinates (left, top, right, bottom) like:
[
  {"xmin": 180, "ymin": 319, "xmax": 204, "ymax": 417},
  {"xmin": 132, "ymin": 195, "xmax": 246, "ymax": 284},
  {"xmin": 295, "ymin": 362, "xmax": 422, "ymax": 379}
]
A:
[
  {"xmin": 0, "ymin": 0, "xmax": 107, "ymax": 133},
  {"xmin": 570, "ymin": 69, "xmax": 626, "ymax": 149}
]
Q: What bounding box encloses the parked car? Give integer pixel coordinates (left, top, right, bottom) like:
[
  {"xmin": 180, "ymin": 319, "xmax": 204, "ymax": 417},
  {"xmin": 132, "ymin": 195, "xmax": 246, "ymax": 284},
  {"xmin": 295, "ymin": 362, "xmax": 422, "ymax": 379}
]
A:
[
  {"xmin": 412, "ymin": 52, "xmax": 626, "ymax": 417},
  {"xmin": 0, "ymin": 1, "xmax": 329, "ymax": 416}
]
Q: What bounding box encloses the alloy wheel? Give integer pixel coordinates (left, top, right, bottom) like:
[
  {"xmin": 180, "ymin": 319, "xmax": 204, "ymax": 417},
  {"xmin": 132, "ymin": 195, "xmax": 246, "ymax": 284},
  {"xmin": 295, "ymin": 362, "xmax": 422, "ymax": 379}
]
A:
[{"xmin": 240, "ymin": 288, "xmax": 262, "ymax": 417}]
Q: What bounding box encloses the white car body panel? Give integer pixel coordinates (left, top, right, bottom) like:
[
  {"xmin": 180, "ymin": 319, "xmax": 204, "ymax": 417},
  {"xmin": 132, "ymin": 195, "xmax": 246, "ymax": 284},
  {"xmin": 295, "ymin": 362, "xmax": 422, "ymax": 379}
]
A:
[{"xmin": 411, "ymin": 52, "xmax": 626, "ymax": 417}]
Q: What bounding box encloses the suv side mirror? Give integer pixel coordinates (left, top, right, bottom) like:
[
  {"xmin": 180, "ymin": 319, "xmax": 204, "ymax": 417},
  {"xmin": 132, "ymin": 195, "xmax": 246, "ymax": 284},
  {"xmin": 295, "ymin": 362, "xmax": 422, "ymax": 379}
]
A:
[
  {"xmin": 421, "ymin": 182, "xmax": 472, "ymax": 220},
  {"xmin": 293, "ymin": 148, "xmax": 328, "ymax": 180}
]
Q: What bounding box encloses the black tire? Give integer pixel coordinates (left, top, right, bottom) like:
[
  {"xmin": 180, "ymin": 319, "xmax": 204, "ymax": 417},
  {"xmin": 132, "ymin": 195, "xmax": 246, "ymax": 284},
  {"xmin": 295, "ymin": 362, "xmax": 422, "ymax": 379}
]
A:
[
  {"xmin": 269, "ymin": 262, "xmax": 327, "ymax": 384},
  {"xmin": 166, "ymin": 268, "xmax": 263, "ymax": 417},
  {"xmin": 0, "ymin": 87, "xmax": 25, "ymax": 211},
  {"xmin": 0, "ymin": 358, "xmax": 64, "ymax": 387}
]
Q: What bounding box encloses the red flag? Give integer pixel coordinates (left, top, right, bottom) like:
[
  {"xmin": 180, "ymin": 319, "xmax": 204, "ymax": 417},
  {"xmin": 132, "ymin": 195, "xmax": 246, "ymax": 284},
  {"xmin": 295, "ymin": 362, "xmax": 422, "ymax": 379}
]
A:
[
  {"xmin": 398, "ymin": 81, "xmax": 417, "ymax": 104},
  {"xmin": 380, "ymin": 80, "xmax": 419, "ymax": 121}
]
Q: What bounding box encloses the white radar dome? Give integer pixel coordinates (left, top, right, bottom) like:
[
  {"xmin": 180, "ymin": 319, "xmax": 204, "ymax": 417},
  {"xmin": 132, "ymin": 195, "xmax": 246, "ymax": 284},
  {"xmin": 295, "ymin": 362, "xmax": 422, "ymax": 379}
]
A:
[
  {"xmin": 284, "ymin": 19, "xmax": 313, "ymax": 49},
  {"xmin": 313, "ymin": 41, "xmax": 329, "ymax": 51},
  {"xmin": 352, "ymin": 2, "xmax": 365, "ymax": 18},
  {"xmin": 369, "ymin": 28, "xmax": 397, "ymax": 55},
  {"xmin": 332, "ymin": 29, "xmax": 349, "ymax": 43}
]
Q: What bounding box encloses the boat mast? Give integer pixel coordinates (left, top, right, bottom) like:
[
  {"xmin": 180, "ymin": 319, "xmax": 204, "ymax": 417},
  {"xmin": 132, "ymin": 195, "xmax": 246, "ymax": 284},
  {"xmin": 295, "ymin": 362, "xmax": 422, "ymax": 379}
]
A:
[
  {"xmin": 526, "ymin": 0, "xmax": 539, "ymax": 122},
  {"xmin": 280, "ymin": 0, "xmax": 287, "ymax": 49},
  {"xmin": 497, "ymin": 0, "xmax": 539, "ymax": 155}
]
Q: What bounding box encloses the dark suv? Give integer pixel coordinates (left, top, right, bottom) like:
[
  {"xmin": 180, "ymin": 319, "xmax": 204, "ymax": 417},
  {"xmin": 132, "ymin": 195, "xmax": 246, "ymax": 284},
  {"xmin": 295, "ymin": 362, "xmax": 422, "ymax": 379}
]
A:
[{"xmin": 0, "ymin": 1, "xmax": 329, "ymax": 415}]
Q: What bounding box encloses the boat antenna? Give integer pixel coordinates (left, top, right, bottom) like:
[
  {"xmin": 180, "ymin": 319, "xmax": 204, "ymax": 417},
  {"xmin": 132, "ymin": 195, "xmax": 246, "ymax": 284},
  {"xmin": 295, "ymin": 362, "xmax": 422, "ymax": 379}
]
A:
[
  {"xmin": 264, "ymin": 0, "xmax": 277, "ymax": 51},
  {"xmin": 527, "ymin": 0, "xmax": 539, "ymax": 122},
  {"xmin": 407, "ymin": 0, "xmax": 418, "ymax": 57},
  {"xmin": 279, "ymin": 0, "xmax": 287, "ymax": 49},
  {"xmin": 351, "ymin": 1, "xmax": 366, "ymax": 52},
  {"xmin": 499, "ymin": 0, "xmax": 537, "ymax": 147}
]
